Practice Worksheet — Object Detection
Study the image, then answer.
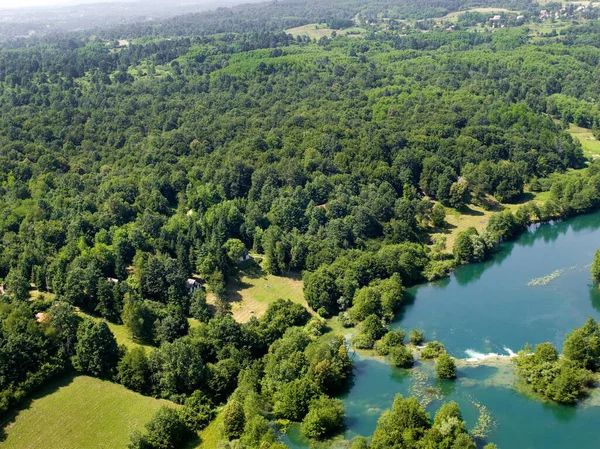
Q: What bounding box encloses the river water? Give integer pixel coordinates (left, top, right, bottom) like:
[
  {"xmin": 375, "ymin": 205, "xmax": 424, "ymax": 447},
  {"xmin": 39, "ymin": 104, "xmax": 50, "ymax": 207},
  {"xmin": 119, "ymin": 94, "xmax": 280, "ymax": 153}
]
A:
[{"xmin": 285, "ymin": 210, "xmax": 600, "ymax": 449}]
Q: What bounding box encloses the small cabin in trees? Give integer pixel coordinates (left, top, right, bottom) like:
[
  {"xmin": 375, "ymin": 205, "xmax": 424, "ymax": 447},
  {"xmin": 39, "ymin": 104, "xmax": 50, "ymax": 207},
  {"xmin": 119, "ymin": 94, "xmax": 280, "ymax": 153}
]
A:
[
  {"xmin": 238, "ymin": 253, "xmax": 252, "ymax": 262},
  {"xmin": 187, "ymin": 278, "xmax": 202, "ymax": 293}
]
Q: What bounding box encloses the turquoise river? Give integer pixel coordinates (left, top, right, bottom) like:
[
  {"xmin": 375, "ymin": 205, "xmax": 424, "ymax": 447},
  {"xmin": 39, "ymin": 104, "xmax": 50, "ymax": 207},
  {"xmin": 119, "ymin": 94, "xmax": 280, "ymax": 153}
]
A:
[{"xmin": 285, "ymin": 209, "xmax": 600, "ymax": 449}]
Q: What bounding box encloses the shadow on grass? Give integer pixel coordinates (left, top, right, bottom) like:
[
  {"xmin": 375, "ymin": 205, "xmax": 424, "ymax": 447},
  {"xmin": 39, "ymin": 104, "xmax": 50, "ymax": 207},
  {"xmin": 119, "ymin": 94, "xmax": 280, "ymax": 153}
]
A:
[
  {"xmin": 508, "ymin": 191, "xmax": 535, "ymax": 205},
  {"xmin": 0, "ymin": 373, "xmax": 76, "ymax": 442},
  {"xmin": 184, "ymin": 433, "xmax": 202, "ymax": 449},
  {"xmin": 226, "ymin": 263, "xmax": 304, "ymax": 305},
  {"xmin": 237, "ymin": 262, "xmax": 266, "ymax": 280},
  {"xmin": 456, "ymin": 205, "xmax": 486, "ymax": 216}
]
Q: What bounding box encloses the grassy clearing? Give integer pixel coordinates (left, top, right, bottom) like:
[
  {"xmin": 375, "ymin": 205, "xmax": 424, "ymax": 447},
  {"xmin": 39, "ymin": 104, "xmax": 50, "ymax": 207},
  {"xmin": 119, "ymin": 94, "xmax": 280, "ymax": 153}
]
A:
[
  {"xmin": 1, "ymin": 375, "xmax": 175, "ymax": 449},
  {"xmin": 431, "ymin": 192, "xmax": 545, "ymax": 251},
  {"xmin": 286, "ymin": 24, "xmax": 335, "ymax": 38},
  {"xmin": 528, "ymin": 21, "xmax": 570, "ymax": 38},
  {"xmin": 196, "ymin": 410, "xmax": 223, "ymax": 449},
  {"xmin": 285, "ymin": 23, "xmax": 364, "ymax": 39},
  {"xmin": 440, "ymin": 7, "xmax": 518, "ymax": 21},
  {"xmin": 568, "ymin": 124, "xmax": 600, "ymax": 159},
  {"xmin": 223, "ymin": 262, "xmax": 310, "ymax": 323},
  {"xmin": 28, "ymin": 290, "xmax": 55, "ymax": 301},
  {"xmin": 433, "ymin": 204, "xmax": 496, "ymax": 251},
  {"xmin": 188, "ymin": 317, "xmax": 203, "ymax": 329}
]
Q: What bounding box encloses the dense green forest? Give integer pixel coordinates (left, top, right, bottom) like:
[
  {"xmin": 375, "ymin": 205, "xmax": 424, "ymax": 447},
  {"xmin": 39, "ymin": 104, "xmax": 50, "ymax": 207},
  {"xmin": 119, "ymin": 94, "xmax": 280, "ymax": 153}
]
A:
[{"xmin": 3, "ymin": 0, "xmax": 600, "ymax": 447}]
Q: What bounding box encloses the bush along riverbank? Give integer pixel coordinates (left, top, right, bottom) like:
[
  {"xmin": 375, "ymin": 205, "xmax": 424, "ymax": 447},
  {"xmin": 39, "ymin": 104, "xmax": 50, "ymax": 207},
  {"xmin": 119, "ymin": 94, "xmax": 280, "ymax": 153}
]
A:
[{"xmin": 513, "ymin": 318, "xmax": 600, "ymax": 405}]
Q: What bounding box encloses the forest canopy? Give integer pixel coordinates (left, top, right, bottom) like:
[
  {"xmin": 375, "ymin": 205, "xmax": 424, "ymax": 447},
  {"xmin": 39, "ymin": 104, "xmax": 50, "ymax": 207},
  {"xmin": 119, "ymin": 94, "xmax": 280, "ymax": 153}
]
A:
[{"xmin": 2, "ymin": 0, "xmax": 600, "ymax": 447}]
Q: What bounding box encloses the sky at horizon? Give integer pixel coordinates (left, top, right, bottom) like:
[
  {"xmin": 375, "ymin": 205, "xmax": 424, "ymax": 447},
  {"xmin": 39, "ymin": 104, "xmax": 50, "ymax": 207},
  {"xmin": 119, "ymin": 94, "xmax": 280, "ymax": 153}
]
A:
[{"xmin": 0, "ymin": 0, "xmax": 129, "ymax": 9}]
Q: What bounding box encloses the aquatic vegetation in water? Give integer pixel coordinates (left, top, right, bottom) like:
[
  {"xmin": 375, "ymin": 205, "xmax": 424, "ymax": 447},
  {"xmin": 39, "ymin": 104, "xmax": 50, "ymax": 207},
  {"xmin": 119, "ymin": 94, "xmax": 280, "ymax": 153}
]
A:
[
  {"xmin": 527, "ymin": 265, "xmax": 584, "ymax": 287},
  {"xmin": 409, "ymin": 368, "xmax": 444, "ymax": 408},
  {"xmin": 528, "ymin": 269, "xmax": 562, "ymax": 287},
  {"xmin": 469, "ymin": 397, "xmax": 496, "ymax": 439}
]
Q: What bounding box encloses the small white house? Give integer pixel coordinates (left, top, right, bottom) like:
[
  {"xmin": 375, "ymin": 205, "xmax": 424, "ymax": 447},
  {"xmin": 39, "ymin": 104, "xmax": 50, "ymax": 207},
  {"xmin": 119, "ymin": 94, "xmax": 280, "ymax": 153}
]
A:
[
  {"xmin": 107, "ymin": 277, "xmax": 119, "ymax": 284},
  {"xmin": 238, "ymin": 253, "xmax": 252, "ymax": 262},
  {"xmin": 187, "ymin": 278, "xmax": 201, "ymax": 293}
]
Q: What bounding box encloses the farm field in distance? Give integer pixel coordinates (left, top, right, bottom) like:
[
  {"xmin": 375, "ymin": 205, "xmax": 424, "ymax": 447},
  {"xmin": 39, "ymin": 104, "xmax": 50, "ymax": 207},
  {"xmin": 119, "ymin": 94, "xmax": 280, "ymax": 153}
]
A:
[
  {"xmin": 285, "ymin": 23, "xmax": 365, "ymax": 38},
  {"xmin": 0, "ymin": 376, "xmax": 178, "ymax": 449}
]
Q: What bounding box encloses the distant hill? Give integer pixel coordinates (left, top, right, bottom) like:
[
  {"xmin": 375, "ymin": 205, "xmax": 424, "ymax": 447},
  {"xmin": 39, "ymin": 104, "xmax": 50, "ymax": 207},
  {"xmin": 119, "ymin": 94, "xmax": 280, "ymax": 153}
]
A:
[{"xmin": 0, "ymin": 0, "xmax": 261, "ymax": 40}]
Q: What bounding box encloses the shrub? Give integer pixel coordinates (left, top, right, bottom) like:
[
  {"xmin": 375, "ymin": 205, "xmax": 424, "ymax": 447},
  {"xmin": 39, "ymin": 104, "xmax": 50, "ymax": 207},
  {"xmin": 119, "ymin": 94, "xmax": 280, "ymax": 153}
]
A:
[
  {"xmin": 179, "ymin": 390, "xmax": 214, "ymax": 431},
  {"xmin": 421, "ymin": 341, "xmax": 445, "ymax": 360},
  {"xmin": 301, "ymin": 396, "xmax": 345, "ymax": 439},
  {"xmin": 376, "ymin": 330, "xmax": 405, "ymax": 356},
  {"xmin": 351, "ymin": 333, "xmax": 375, "ymax": 350},
  {"xmin": 222, "ymin": 399, "xmax": 246, "ymax": 440},
  {"xmin": 408, "ymin": 328, "xmax": 425, "ymax": 345},
  {"xmin": 116, "ymin": 346, "xmax": 151, "ymax": 394},
  {"xmin": 388, "ymin": 346, "xmax": 414, "ymax": 368},
  {"xmin": 436, "ymin": 353, "xmax": 457, "ymax": 379},
  {"xmin": 129, "ymin": 406, "xmax": 192, "ymax": 449}
]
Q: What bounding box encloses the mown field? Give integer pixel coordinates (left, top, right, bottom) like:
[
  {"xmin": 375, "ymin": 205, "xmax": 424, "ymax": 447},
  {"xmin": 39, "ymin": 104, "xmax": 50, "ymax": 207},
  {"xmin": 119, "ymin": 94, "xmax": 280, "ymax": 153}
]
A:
[
  {"xmin": 569, "ymin": 124, "xmax": 600, "ymax": 159},
  {"xmin": 285, "ymin": 23, "xmax": 365, "ymax": 38},
  {"xmin": 431, "ymin": 196, "xmax": 535, "ymax": 252},
  {"xmin": 223, "ymin": 262, "xmax": 309, "ymax": 322},
  {"xmin": 197, "ymin": 411, "xmax": 223, "ymax": 449},
  {"xmin": 0, "ymin": 376, "xmax": 176, "ymax": 449}
]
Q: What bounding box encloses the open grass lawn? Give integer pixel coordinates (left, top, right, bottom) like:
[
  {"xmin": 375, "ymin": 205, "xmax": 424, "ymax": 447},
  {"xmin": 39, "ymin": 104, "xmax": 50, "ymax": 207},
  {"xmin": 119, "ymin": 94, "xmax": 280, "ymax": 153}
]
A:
[
  {"xmin": 196, "ymin": 410, "xmax": 223, "ymax": 449},
  {"xmin": 433, "ymin": 204, "xmax": 496, "ymax": 251},
  {"xmin": 431, "ymin": 192, "xmax": 546, "ymax": 252},
  {"xmin": 285, "ymin": 23, "xmax": 336, "ymax": 38},
  {"xmin": 285, "ymin": 23, "xmax": 364, "ymax": 39},
  {"xmin": 222, "ymin": 262, "xmax": 310, "ymax": 323},
  {"xmin": 0, "ymin": 375, "xmax": 176, "ymax": 449},
  {"xmin": 528, "ymin": 21, "xmax": 570, "ymax": 39},
  {"xmin": 568, "ymin": 124, "xmax": 600, "ymax": 159}
]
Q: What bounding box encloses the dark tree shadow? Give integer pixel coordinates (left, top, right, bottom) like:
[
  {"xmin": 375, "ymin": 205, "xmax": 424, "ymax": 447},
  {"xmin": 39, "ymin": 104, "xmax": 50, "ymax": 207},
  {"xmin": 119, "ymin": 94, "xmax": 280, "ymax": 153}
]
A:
[
  {"xmin": 456, "ymin": 205, "xmax": 485, "ymax": 216},
  {"xmin": 508, "ymin": 191, "xmax": 535, "ymax": 205},
  {"xmin": 224, "ymin": 262, "xmax": 304, "ymax": 312},
  {"xmin": 183, "ymin": 433, "xmax": 201, "ymax": 449},
  {"xmin": 0, "ymin": 373, "xmax": 76, "ymax": 442}
]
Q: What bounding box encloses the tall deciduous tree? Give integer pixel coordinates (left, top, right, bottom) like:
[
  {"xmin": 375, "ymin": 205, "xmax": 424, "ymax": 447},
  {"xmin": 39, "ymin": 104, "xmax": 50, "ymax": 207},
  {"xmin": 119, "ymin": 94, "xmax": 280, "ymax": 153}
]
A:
[
  {"xmin": 222, "ymin": 399, "xmax": 245, "ymax": 440},
  {"xmin": 72, "ymin": 320, "xmax": 120, "ymax": 378}
]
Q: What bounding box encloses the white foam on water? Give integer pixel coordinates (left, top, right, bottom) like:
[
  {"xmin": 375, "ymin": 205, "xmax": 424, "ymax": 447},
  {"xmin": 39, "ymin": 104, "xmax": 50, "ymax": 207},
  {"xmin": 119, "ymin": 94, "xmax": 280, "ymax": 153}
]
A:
[{"xmin": 463, "ymin": 347, "xmax": 516, "ymax": 361}]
